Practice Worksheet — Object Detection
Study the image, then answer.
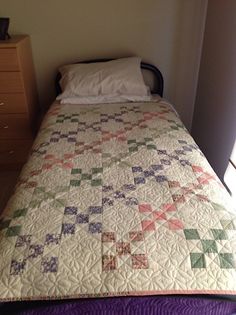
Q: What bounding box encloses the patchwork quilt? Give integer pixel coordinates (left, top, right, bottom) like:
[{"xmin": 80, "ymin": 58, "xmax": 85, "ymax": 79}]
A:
[{"xmin": 0, "ymin": 100, "xmax": 236, "ymax": 301}]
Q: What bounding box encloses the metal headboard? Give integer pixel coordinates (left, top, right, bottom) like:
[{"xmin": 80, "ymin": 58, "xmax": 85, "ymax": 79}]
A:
[{"xmin": 55, "ymin": 59, "xmax": 164, "ymax": 97}]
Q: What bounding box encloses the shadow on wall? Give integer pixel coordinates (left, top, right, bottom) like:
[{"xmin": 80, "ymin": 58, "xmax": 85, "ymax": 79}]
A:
[
  {"xmin": 192, "ymin": 0, "xmax": 236, "ymax": 184},
  {"xmin": 1, "ymin": 0, "xmax": 207, "ymax": 129}
]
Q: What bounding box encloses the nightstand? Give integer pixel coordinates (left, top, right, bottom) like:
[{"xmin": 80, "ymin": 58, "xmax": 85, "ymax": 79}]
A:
[{"xmin": 0, "ymin": 35, "xmax": 39, "ymax": 170}]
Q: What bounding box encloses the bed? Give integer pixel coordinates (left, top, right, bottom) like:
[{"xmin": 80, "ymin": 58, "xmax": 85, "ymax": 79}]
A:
[{"xmin": 0, "ymin": 57, "xmax": 236, "ymax": 314}]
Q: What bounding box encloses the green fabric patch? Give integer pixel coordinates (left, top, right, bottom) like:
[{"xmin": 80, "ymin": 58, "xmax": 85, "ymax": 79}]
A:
[
  {"xmin": 137, "ymin": 142, "xmax": 145, "ymax": 146},
  {"xmin": 6, "ymin": 225, "xmax": 21, "ymax": 237},
  {"xmin": 219, "ymin": 253, "xmax": 235, "ymax": 269},
  {"xmin": 212, "ymin": 202, "xmax": 226, "ymax": 211},
  {"xmin": 147, "ymin": 144, "xmax": 156, "ymax": 150},
  {"xmin": 81, "ymin": 174, "xmax": 92, "ymax": 180},
  {"xmin": 211, "ymin": 229, "xmax": 227, "ymax": 240},
  {"xmin": 201, "ymin": 240, "xmax": 218, "ymax": 253},
  {"xmin": 13, "ymin": 208, "xmax": 27, "ymax": 218},
  {"xmin": 44, "ymin": 192, "xmax": 55, "ymax": 199},
  {"xmin": 91, "ymin": 179, "xmax": 102, "ymax": 186},
  {"xmin": 56, "ymin": 186, "xmax": 70, "ymax": 193},
  {"xmin": 220, "ymin": 220, "xmax": 235, "ymax": 230},
  {"xmin": 0, "ymin": 219, "xmax": 11, "ymax": 231},
  {"xmin": 53, "ymin": 199, "xmax": 66, "ymax": 208},
  {"xmin": 129, "ymin": 147, "xmax": 138, "ymax": 153},
  {"xmin": 190, "ymin": 253, "xmax": 206, "ymax": 268},
  {"xmin": 184, "ymin": 229, "xmax": 200, "ymax": 240},
  {"xmin": 70, "ymin": 180, "xmax": 81, "ymax": 187},
  {"xmin": 29, "ymin": 200, "xmax": 42, "ymax": 208},
  {"xmin": 34, "ymin": 187, "xmax": 46, "ymax": 194},
  {"xmin": 128, "ymin": 140, "xmax": 136, "ymax": 144},
  {"xmin": 71, "ymin": 168, "xmax": 82, "ymax": 175},
  {"xmin": 92, "ymin": 168, "xmax": 103, "ymax": 174}
]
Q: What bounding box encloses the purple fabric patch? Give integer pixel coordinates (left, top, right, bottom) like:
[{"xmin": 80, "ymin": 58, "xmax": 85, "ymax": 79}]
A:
[
  {"xmin": 160, "ymin": 159, "xmax": 171, "ymax": 165},
  {"xmin": 155, "ymin": 175, "xmax": 168, "ymax": 183},
  {"xmin": 132, "ymin": 166, "xmax": 143, "ymax": 173},
  {"xmin": 175, "ymin": 150, "xmax": 185, "ymax": 155},
  {"xmin": 89, "ymin": 206, "xmax": 103, "ymax": 214},
  {"xmin": 45, "ymin": 234, "xmax": 61, "ymax": 245},
  {"xmin": 157, "ymin": 150, "xmax": 167, "ymax": 155},
  {"xmin": 76, "ymin": 214, "xmax": 89, "ymax": 224},
  {"xmin": 126, "ymin": 197, "xmax": 138, "ymax": 206},
  {"xmin": 134, "ymin": 177, "xmax": 145, "ymax": 185},
  {"xmin": 15, "ymin": 235, "xmax": 31, "ymax": 247},
  {"xmin": 102, "ymin": 198, "xmax": 114, "ymax": 207},
  {"xmin": 10, "ymin": 259, "xmax": 26, "ymax": 275},
  {"xmin": 180, "ymin": 160, "xmax": 191, "ymax": 167},
  {"xmin": 151, "ymin": 164, "xmax": 163, "ymax": 171},
  {"xmin": 89, "ymin": 223, "xmax": 102, "ymax": 234},
  {"xmin": 183, "ymin": 146, "xmax": 192, "ymax": 152},
  {"xmin": 114, "ymin": 191, "xmax": 125, "ymax": 199},
  {"xmin": 28, "ymin": 245, "xmax": 44, "ymax": 259},
  {"xmin": 123, "ymin": 184, "xmax": 136, "ymax": 191},
  {"xmin": 42, "ymin": 257, "xmax": 58, "ymax": 273},
  {"xmin": 62, "ymin": 223, "xmax": 75, "ymax": 235},
  {"xmin": 144, "ymin": 170, "xmax": 155, "ymax": 177},
  {"xmin": 102, "ymin": 185, "xmax": 113, "ymax": 192},
  {"xmin": 64, "ymin": 207, "xmax": 78, "ymax": 215}
]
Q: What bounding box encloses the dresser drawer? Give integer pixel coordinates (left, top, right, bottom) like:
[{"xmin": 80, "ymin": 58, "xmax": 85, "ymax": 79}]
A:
[
  {"xmin": 0, "ymin": 139, "xmax": 32, "ymax": 170},
  {"xmin": 0, "ymin": 72, "xmax": 24, "ymax": 93},
  {"xmin": 0, "ymin": 94, "xmax": 27, "ymax": 114},
  {"xmin": 0, "ymin": 48, "xmax": 19, "ymax": 71},
  {"xmin": 0, "ymin": 114, "xmax": 32, "ymax": 139}
]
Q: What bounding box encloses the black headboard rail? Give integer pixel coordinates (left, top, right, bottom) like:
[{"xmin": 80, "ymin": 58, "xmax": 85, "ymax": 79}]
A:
[{"xmin": 55, "ymin": 59, "xmax": 164, "ymax": 97}]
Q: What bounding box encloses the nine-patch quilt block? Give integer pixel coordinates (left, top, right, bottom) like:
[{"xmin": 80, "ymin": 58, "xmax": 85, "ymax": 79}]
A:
[{"xmin": 0, "ymin": 100, "xmax": 236, "ymax": 301}]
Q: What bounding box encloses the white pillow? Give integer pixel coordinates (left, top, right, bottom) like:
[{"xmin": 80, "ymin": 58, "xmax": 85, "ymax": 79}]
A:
[
  {"xmin": 57, "ymin": 57, "xmax": 150, "ymax": 101},
  {"xmin": 60, "ymin": 94, "xmax": 152, "ymax": 105}
]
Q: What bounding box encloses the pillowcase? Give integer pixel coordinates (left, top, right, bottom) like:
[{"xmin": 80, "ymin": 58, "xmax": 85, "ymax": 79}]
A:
[
  {"xmin": 57, "ymin": 57, "xmax": 150, "ymax": 101},
  {"xmin": 59, "ymin": 94, "xmax": 152, "ymax": 105}
]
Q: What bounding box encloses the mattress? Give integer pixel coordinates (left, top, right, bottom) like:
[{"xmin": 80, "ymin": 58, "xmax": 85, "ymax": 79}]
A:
[{"xmin": 0, "ymin": 100, "xmax": 236, "ymax": 301}]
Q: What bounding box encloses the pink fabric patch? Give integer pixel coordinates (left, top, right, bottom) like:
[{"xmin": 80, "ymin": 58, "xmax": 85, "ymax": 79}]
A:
[
  {"xmin": 142, "ymin": 220, "xmax": 155, "ymax": 231},
  {"xmin": 168, "ymin": 219, "xmax": 184, "ymax": 230},
  {"xmin": 153, "ymin": 211, "xmax": 166, "ymax": 221},
  {"xmin": 139, "ymin": 204, "xmax": 152, "ymax": 212},
  {"xmin": 44, "ymin": 154, "xmax": 54, "ymax": 160},
  {"xmin": 132, "ymin": 254, "xmax": 148, "ymax": 269},
  {"xmin": 192, "ymin": 165, "xmax": 203, "ymax": 173},
  {"xmin": 161, "ymin": 204, "xmax": 176, "ymax": 212},
  {"xmin": 129, "ymin": 231, "xmax": 144, "ymax": 242}
]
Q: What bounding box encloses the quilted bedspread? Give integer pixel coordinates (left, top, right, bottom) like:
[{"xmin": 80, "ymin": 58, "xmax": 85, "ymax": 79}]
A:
[{"xmin": 0, "ymin": 100, "xmax": 236, "ymax": 301}]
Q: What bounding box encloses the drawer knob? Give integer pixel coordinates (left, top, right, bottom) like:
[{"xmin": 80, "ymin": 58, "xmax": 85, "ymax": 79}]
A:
[
  {"xmin": 0, "ymin": 102, "xmax": 4, "ymax": 106},
  {"xmin": 9, "ymin": 150, "xmax": 14, "ymax": 154},
  {"xmin": 3, "ymin": 125, "xmax": 9, "ymax": 129}
]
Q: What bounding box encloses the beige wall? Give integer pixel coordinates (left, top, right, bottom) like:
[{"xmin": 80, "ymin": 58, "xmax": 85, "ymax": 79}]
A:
[
  {"xmin": 192, "ymin": 0, "xmax": 236, "ymax": 180},
  {"xmin": 1, "ymin": 0, "xmax": 207, "ymax": 129}
]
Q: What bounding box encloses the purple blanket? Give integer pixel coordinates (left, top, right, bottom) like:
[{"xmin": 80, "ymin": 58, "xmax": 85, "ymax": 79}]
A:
[{"xmin": 1, "ymin": 296, "xmax": 236, "ymax": 315}]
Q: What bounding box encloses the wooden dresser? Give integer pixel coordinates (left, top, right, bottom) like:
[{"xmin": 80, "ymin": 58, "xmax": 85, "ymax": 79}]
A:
[{"xmin": 0, "ymin": 35, "xmax": 39, "ymax": 170}]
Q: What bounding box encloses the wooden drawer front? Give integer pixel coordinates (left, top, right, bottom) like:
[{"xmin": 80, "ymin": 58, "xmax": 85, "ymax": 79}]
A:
[
  {"xmin": 0, "ymin": 139, "xmax": 32, "ymax": 169},
  {"xmin": 0, "ymin": 48, "xmax": 19, "ymax": 71},
  {"xmin": 0, "ymin": 114, "xmax": 32, "ymax": 139},
  {"xmin": 0, "ymin": 94, "xmax": 27, "ymax": 114},
  {"xmin": 0, "ymin": 72, "xmax": 24, "ymax": 93}
]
